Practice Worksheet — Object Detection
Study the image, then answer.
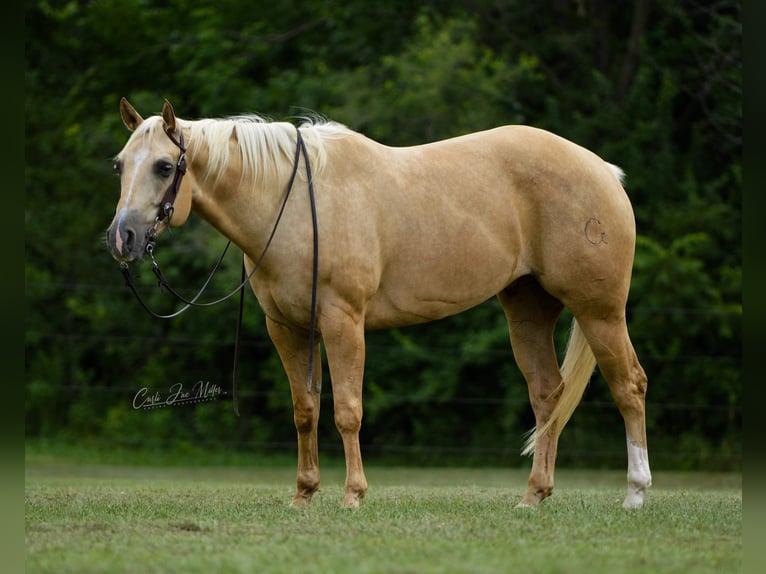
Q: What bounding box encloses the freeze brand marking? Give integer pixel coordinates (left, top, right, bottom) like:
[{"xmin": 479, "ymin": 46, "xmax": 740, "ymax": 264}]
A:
[{"xmin": 584, "ymin": 217, "xmax": 607, "ymax": 245}]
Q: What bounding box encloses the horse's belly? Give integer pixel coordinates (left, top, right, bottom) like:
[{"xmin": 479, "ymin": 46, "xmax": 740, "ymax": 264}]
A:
[
  {"xmin": 363, "ymin": 247, "xmax": 522, "ymax": 330},
  {"xmin": 364, "ymin": 292, "xmax": 492, "ymax": 329}
]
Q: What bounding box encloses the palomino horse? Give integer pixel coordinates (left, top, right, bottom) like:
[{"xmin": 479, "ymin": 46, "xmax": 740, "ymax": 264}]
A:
[{"xmin": 106, "ymin": 98, "xmax": 651, "ymax": 510}]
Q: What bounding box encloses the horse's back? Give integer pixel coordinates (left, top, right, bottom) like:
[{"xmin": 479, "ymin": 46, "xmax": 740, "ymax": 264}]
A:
[{"xmin": 353, "ymin": 124, "xmax": 633, "ymax": 235}]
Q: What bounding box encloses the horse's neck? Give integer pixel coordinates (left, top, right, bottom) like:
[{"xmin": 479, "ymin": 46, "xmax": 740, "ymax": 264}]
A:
[{"xmin": 186, "ymin": 126, "xmax": 293, "ymax": 255}]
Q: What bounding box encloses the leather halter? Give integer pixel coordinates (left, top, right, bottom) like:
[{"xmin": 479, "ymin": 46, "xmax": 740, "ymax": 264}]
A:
[
  {"xmin": 146, "ymin": 127, "xmax": 187, "ymax": 247},
  {"xmin": 159, "ymin": 127, "xmax": 187, "ymax": 222}
]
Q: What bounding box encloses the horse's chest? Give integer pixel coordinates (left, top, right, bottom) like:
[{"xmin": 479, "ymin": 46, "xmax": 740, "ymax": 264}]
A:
[{"xmin": 249, "ymin": 280, "xmax": 314, "ymax": 327}]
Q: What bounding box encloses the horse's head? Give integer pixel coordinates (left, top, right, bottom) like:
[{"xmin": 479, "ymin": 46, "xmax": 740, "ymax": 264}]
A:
[{"xmin": 106, "ymin": 98, "xmax": 193, "ymax": 262}]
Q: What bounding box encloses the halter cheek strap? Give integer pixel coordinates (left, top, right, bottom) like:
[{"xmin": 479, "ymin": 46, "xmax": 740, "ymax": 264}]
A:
[
  {"xmin": 157, "ymin": 128, "xmax": 187, "ymax": 223},
  {"xmin": 145, "ymin": 128, "xmax": 187, "ymax": 251}
]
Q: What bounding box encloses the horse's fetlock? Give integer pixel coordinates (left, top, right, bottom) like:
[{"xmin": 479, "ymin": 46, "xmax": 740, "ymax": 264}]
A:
[{"xmin": 297, "ymin": 472, "xmax": 320, "ymax": 494}]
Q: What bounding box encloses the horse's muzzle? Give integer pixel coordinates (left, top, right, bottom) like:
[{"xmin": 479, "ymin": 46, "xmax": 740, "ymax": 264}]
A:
[{"xmin": 106, "ymin": 210, "xmax": 149, "ymax": 262}]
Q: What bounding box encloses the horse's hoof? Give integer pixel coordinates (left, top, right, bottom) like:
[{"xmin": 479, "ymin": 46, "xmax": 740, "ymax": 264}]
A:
[
  {"xmin": 290, "ymin": 494, "xmax": 312, "ymax": 508},
  {"xmin": 622, "ymin": 490, "xmax": 645, "ymax": 510},
  {"xmin": 342, "ymin": 494, "xmax": 362, "ymax": 509},
  {"xmin": 515, "ymin": 488, "xmax": 548, "ymax": 509}
]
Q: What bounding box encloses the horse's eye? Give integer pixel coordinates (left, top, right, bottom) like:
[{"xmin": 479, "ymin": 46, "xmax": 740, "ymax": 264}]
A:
[
  {"xmin": 155, "ymin": 161, "xmax": 174, "ymax": 178},
  {"xmin": 113, "ymin": 160, "xmax": 122, "ymax": 175}
]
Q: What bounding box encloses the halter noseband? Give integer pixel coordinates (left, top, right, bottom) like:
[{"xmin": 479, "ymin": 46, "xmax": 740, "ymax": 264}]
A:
[{"xmin": 146, "ymin": 127, "xmax": 187, "ymax": 248}]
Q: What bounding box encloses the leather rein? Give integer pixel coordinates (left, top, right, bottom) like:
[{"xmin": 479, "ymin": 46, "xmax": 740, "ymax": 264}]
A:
[{"xmin": 119, "ymin": 125, "xmax": 320, "ymax": 415}]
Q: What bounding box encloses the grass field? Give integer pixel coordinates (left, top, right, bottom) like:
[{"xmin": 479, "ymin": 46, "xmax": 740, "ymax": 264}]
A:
[{"xmin": 25, "ymin": 459, "xmax": 741, "ymax": 574}]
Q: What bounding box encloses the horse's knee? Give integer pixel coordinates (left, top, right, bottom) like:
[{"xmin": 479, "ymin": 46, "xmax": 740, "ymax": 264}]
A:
[
  {"xmin": 334, "ymin": 400, "xmax": 362, "ymax": 434},
  {"xmin": 293, "ymin": 403, "xmax": 317, "ymax": 434}
]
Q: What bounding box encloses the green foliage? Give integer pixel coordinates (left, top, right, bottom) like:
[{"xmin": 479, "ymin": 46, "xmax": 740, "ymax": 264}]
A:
[
  {"xmin": 309, "ymin": 14, "xmax": 543, "ymax": 144},
  {"xmin": 25, "ymin": 1, "xmax": 741, "ymax": 470},
  {"xmin": 627, "ymin": 232, "xmax": 740, "ymax": 469}
]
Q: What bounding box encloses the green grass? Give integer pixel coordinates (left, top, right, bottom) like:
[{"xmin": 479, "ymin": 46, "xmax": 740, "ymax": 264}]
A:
[{"xmin": 26, "ymin": 461, "xmax": 741, "ymax": 574}]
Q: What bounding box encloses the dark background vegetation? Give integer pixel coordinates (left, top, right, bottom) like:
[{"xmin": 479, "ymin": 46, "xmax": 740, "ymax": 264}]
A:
[{"xmin": 25, "ymin": 0, "xmax": 741, "ymax": 470}]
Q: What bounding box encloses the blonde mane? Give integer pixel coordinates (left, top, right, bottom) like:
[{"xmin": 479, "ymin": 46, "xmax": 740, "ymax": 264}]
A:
[{"xmin": 184, "ymin": 115, "xmax": 354, "ymax": 189}]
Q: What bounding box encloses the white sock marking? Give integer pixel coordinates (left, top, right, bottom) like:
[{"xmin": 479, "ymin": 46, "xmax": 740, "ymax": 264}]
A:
[{"xmin": 624, "ymin": 439, "xmax": 652, "ymax": 509}]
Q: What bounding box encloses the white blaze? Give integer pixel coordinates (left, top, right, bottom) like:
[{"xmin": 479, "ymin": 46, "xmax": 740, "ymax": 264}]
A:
[{"xmin": 115, "ymin": 145, "xmax": 150, "ymax": 253}]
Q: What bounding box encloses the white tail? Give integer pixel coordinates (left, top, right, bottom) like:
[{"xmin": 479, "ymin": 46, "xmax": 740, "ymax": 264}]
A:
[
  {"xmin": 521, "ymin": 319, "xmax": 597, "ymax": 456},
  {"xmin": 606, "ymin": 162, "xmax": 626, "ymax": 185}
]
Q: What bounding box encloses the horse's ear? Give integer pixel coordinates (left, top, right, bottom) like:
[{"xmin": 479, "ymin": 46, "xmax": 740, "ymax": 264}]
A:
[
  {"xmin": 119, "ymin": 97, "xmax": 143, "ymax": 131},
  {"xmin": 162, "ymin": 99, "xmax": 177, "ymax": 135}
]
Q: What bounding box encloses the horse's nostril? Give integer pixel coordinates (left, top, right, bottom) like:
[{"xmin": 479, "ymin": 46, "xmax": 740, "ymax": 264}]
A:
[
  {"xmin": 114, "ymin": 224, "xmax": 137, "ymax": 256},
  {"xmin": 124, "ymin": 228, "xmax": 135, "ymax": 252}
]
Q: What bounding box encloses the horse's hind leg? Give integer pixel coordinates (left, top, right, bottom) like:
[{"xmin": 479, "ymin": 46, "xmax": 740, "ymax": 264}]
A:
[
  {"xmin": 575, "ymin": 314, "xmax": 652, "ymax": 509},
  {"xmin": 498, "ymin": 277, "xmax": 564, "ymax": 508},
  {"xmin": 266, "ymin": 317, "xmax": 322, "ymax": 507}
]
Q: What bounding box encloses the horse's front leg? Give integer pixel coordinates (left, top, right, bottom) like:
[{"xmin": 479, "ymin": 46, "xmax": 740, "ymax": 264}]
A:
[
  {"xmin": 266, "ymin": 317, "xmax": 322, "ymax": 507},
  {"xmin": 320, "ymin": 305, "xmax": 368, "ymax": 508}
]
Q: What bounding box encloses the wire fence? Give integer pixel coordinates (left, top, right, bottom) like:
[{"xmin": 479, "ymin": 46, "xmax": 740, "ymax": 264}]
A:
[
  {"xmin": 26, "ymin": 377, "xmax": 742, "ymax": 469},
  {"xmin": 26, "ymin": 280, "xmax": 742, "ymax": 469}
]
